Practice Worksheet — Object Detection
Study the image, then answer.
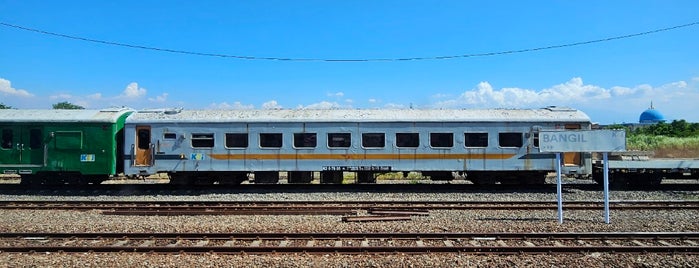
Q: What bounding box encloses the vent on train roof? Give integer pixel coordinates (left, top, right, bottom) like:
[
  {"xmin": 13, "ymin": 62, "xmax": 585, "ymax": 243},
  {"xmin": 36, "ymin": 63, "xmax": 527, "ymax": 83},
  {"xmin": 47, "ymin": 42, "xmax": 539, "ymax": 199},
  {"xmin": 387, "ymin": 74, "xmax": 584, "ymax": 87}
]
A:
[
  {"xmin": 136, "ymin": 108, "xmax": 183, "ymax": 114},
  {"xmin": 543, "ymin": 106, "xmax": 576, "ymax": 112}
]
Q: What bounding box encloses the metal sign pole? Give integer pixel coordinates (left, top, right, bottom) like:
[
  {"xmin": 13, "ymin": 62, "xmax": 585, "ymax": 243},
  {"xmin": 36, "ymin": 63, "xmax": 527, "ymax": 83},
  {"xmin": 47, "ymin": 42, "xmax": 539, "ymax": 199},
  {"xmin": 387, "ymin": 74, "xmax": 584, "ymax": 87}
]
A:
[
  {"xmin": 603, "ymin": 152, "xmax": 610, "ymax": 224},
  {"xmin": 556, "ymin": 152, "xmax": 563, "ymax": 224}
]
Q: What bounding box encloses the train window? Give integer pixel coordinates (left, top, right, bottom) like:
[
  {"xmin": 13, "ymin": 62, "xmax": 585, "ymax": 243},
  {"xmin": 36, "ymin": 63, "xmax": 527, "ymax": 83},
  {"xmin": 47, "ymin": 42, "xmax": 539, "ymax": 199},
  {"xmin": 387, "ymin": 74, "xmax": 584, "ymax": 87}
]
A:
[
  {"xmin": 430, "ymin": 133, "xmax": 453, "ymax": 148},
  {"xmin": 464, "ymin": 133, "xmax": 488, "ymax": 147},
  {"xmin": 137, "ymin": 129, "xmax": 151, "ymax": 149},
  {"xmin": 29, "ymin": 129, "xmax": 42, "ymax": 149},
  {"xmin": 499, "ymin": 132, "xmax": 523, "ymax": 148},
  {"xmin": 294, "ymin": 133, "xmax": 317, "ymax": 148},
  {"xmin": 396, "ymin": 133, "xmax": 419, "ymax": 148},
  {"xmin": 1, "ymin": 129, "xmax": 12, "ymax": 149},
  {"xmin": 163, "ymin": 133, "xmax": 177, "ymax": 140},
  {"xmin": 328, "ymin": 133, "xmax": 351, "ymax": 148},
  {"xmin": 55, "ymin": 131, "xmax": 83, "ymax": 150},
  {"xmin": 225, "ymin": 133, "xmax": 248, "ymax": 148},
  {"xmin": 362, "ymin": 133, "xmax": 385, "ymax": 148},
  {"xmin": 260, "ymin": 133, "xmax": 283, "ymax": 148},
  {"xmin": 191, "ymin": 133, "xmax": 214, "ymax": 148},
  {"xmin": 533, "ymin": 133, "xmax": 540, "ymax": 147}
]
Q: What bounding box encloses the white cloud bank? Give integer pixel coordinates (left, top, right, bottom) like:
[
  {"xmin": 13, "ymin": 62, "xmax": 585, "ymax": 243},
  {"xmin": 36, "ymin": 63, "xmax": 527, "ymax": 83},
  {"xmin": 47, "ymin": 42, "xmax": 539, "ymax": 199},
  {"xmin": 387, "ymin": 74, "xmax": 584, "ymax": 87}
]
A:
[
  {"xmin": 431, "ymin": 77, "xmax": 699, "ymax": 123},
  {"xmin": 0, "ymin": 78, "xmax": 33, "ymax": 98}
]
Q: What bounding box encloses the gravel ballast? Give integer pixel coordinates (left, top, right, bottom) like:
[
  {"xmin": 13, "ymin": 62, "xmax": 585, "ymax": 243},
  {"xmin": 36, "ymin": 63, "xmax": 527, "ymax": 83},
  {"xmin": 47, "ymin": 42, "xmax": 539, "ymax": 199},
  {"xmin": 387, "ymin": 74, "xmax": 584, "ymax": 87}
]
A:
[{"xmin": 1, "ymin": 186, "xmax": 698, "ymax": 267}]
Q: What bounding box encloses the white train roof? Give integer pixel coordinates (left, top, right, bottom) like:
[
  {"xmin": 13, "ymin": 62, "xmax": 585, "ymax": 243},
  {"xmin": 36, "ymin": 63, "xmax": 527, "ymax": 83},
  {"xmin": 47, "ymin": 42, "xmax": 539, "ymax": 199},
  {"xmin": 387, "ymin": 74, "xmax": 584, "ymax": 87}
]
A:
[
  {"xmin": 0, "ymin": 108, "xmax": 132, "ymax": 123},
  {"xmin": 125, "ymin": 107, "xmax": 590, "ymax": 123}
]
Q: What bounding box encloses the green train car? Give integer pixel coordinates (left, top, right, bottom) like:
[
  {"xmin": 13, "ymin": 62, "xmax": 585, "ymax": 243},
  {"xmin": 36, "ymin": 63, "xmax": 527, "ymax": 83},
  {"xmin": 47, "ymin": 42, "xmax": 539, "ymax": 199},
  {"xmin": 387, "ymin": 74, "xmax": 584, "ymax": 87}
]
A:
[{"xmin": 0, "ymin": 108, "xmax": 132, "ymax": 184}]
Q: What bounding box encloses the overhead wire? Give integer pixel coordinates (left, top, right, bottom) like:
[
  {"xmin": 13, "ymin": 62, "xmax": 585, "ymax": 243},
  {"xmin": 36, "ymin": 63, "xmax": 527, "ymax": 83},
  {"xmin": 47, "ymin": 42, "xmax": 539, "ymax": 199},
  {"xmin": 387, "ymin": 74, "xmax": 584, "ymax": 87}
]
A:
[{"xmin": 0, "ymin": 20, "xmax": 697, "ymax": 62}]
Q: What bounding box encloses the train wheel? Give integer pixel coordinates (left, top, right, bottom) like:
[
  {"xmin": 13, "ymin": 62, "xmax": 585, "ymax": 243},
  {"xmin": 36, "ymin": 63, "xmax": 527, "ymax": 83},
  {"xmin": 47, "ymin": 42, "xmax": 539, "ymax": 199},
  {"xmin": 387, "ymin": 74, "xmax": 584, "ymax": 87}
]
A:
[
  {"xmin": 288, "ymin": 171, "xmax": 313, "ymax": 184},
  {"xmin": 254, "ymin": 172, "xmax": 279, "ymax": 184},
  {"xmin": 467, "ymin": 172, "xmax": 496, "ymax": 185},
  {"xmin": 422, "ymin": 171, "xmax": 454, "ymax": 181},
  {"xmin": 320, "ymin": 171, "xmax": 343, "ymax": 184},
  {"xmin": 356, "ymin": 172, "xmax": 376, "ymax": 183}
]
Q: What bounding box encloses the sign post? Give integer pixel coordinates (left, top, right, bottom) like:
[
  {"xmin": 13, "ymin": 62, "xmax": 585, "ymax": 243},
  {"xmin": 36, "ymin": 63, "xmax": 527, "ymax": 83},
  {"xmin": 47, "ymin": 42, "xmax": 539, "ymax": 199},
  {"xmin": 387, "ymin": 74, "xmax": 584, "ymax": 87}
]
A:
[{"xmin": 539, "ymin": 129, "xmax": 626, "ymax": 224}]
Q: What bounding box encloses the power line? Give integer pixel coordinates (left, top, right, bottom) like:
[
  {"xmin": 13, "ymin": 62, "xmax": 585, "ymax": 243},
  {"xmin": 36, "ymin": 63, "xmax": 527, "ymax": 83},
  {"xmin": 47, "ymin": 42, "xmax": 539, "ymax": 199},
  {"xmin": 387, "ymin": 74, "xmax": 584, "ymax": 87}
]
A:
[{"xmin": 1, "ymin": 20, "xmax": 697, "ymax": 62}]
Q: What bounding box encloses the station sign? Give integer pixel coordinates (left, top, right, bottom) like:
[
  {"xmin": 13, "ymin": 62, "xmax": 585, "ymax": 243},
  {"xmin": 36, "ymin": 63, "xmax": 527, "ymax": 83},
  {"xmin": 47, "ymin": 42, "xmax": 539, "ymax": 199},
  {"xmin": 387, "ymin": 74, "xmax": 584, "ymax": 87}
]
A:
[{"xmin": 539, "ymin": 130, "xmax": 626, "ymax": 152}]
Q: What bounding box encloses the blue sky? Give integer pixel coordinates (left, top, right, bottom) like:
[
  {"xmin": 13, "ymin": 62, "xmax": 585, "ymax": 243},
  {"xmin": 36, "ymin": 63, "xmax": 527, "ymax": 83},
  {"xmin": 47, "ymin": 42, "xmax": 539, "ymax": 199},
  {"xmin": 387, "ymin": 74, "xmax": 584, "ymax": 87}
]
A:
[{"xmin": 1, "ymin": 1, "xmax": 698, "ymax": 124}]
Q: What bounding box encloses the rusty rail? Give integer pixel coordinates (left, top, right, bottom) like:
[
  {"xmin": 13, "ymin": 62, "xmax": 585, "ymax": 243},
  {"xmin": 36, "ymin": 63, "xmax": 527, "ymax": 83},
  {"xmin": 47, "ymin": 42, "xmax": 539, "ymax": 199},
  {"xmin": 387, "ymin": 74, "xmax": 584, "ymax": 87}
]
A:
[{"xmin": 0, "ymin": 232, "xmax": 697, "ymax": 254}]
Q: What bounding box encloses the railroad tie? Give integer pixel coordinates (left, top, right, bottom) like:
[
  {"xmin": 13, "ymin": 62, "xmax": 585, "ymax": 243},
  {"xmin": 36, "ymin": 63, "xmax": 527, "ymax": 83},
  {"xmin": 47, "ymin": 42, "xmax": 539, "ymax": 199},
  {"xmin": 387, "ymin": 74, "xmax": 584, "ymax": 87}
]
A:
[
  {"xmin": 657, "ymin": 240, "xmax": 675, "ymax": 246},
  {"xmin": 603, "ymin": 240, "xmax": 618, "ymax": 246},
  {"xmin": 631, "ymin": 240, "xmax": 646, "ymax": 246},
  {"xmin": 250, "ymin": 240, "xmax": 261, "ymax": 247},
  {"xmin": 361, "ymin": 239, "xmax": 370, "ymax": 247},
  {"xmin": 111, "ymin": 240, "xmax": 129, "ymax": 247},
  {"xmin": 306, "ymin": 240, "xmax": 315, "ymax": 247},
  {"xmin": 61, "ymin": 240, "xmax": 77, "ymax": 247},
  {"xmin": 166, "ymin": 240, "xmax": 182, "ymax": 247},
  {"xmin": 195, "ymin": 240, "xmax": 209, "ymax": 247},
  {"xmin": 684, "ymin": 240, "xmax": 698, "ymax": 246},
  {"xmin": 223, "ymin": 240, "xmax": 236, "ymax": 247},
  {"xmin": 416, "ymin": 240, "xmax": 424, "ymax": 247},
  {"xmin": 523, "ymin": 241, "xmax": 536, "ymax": 247},
  {"xmin": 139, "ymin": 240, "xmax": 154, "ymax": 247},
  {"xmin": 279, "ymin": 240, "xmax": 289, "ymax": 247},
  {"xmin": 443, "ymin": 240, "xmax": 454, "ymax": 247}
]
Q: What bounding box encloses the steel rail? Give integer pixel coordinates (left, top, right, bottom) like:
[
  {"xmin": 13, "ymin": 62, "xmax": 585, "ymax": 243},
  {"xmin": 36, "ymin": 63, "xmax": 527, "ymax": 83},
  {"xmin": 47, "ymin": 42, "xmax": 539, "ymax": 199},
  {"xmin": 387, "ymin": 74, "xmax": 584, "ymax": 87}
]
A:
[
  {"xmin": 1, "ymin": 200, "xmax": 698, "ymax": 211},
  {"xmin": 0, "ymin": 232, "xmax": 697, "ymax": 254}
]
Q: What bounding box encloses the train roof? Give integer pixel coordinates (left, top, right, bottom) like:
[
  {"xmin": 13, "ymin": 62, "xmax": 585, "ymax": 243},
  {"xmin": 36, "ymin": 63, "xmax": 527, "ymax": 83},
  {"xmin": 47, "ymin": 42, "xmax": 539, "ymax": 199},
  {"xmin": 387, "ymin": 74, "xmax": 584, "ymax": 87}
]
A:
[
  {"xmin": 0, "ymin": 108, "xmax": 132, "ymax": 123},
  {"xmin": 125, "ymin": 106, "xmax": 591, "ymax": 123}
]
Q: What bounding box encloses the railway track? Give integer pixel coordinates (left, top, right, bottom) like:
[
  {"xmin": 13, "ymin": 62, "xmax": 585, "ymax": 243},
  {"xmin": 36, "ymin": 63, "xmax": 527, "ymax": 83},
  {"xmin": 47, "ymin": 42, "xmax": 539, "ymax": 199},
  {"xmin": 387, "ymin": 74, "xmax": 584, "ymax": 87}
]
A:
[
  {"xmin": 0, "ymin": 200, "xmax": 697, "ymax": 216},
  {"xmin": 1, "ymin": 232, "xmax": 697, "ymax": 254}
]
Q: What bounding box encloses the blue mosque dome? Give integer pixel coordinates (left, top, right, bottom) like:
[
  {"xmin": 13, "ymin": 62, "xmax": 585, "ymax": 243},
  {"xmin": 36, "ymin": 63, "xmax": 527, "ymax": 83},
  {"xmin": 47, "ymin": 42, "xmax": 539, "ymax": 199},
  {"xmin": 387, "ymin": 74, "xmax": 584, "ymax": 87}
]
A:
[{"xmin": 639, "ymin": 102, "xmax": 665, "ymax": 124}]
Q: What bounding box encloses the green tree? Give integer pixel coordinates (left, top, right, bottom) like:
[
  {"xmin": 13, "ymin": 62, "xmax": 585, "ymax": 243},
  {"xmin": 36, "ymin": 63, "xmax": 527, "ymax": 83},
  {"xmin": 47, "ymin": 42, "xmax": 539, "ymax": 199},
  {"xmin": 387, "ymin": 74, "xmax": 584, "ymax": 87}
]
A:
[
  {"xmin": 52, "ymin": 101, "xmax": 84, "ymax": 110},
  {"xmin": 0, "ymin": 103, "xmax": 12, "ymax": 109}
]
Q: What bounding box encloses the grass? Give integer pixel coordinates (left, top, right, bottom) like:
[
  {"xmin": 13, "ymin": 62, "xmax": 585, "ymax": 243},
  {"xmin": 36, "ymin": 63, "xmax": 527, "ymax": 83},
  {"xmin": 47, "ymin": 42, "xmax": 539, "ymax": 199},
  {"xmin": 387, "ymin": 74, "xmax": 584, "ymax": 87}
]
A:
[{"xmin": 627, "ymin": 135, "xmax": 699, "ymax": 158}]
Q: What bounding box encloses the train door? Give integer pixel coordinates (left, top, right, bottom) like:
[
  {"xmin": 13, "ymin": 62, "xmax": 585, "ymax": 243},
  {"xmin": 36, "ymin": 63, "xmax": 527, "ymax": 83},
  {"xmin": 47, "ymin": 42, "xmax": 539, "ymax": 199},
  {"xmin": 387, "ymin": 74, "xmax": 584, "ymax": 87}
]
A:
[
  {"xmin": 563, "ymin": 124, "xmax": 581, "ymax": 166},
  {"xmin": 134, "ymin": 126, "xmax": 153, "ymax": 166},
  {"xmin": 0, "ymin": 126, "xmax": 43, "ymax": 166}
]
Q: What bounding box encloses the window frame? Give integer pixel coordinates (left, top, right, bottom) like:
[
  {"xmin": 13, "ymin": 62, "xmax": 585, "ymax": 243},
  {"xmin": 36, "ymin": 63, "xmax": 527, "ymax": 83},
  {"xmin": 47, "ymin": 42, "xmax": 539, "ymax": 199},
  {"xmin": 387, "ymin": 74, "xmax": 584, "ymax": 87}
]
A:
[
  {"xmin": 191, "ymin": 133, "xmax": 215, "ymax": 148},
  {"xmin": 361, "ymin": 133, "xmax": 385, "ymax": 149},
  {"xmin": 429, "ymin": 132, "xmax": 454, "ymax": 148},
  {"xmin": 395, "ymin": 133, "xmax": 420, "ymax": 148},
  {"xmin": 464, "ymin": 132, "xmax": 489, "ymax": 148},
  {"xmin": 498, "ymin": 132, "xmax": 523, "ymax": 148},
  {"xmin": 259, "ymin": 133, "xmax": 283, "ymax": 148},
  {"xmin": 225, "ymin": 133, "xmax": 249, "ymax": 149},
  {"xmin": 293, "ymin": 132, "xmax": 317, "ymax": 149},
  {"xmin": 328, "ymin": 133, "xmax": 351, "ymax": 148},
  {"xmin": 1, "ymin": 128, "xmax": 13, "ymax": 149}
]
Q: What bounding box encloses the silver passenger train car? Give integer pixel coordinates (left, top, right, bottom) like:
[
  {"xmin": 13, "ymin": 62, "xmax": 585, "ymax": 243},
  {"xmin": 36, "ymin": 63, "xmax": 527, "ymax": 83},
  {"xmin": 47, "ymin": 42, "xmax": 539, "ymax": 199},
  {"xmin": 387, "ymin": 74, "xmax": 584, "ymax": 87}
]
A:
[{"xmin": 123, "ymin": 107, "xmax": 592, "ymax": 184}]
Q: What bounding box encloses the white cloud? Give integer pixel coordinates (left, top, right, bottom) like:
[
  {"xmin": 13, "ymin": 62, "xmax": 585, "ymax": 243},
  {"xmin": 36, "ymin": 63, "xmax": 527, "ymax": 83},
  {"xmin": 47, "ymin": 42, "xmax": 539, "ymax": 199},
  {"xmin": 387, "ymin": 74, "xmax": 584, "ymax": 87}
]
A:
[
  {"xmin": 384, "ymin": 103, "xmax": 406, "ymax": 108},
  {"xmin": 148, "ymin": 93, "xmax": 169, "ymax": 103},
  {"xmin": 368, "ymin": 98, "xmax": 378, "ymax": 103},
  {"xmin": 209, "ymin": 101, "xmax": 254, "ymax": 109},
  {"xmin": 327, "ymin": 92, "xmax": 344, "ymax": 98},
  {"xmin": 121, "ymin": 82, "xmax": 146, "ymax": 98},
  {"xmin": 87, "ymin": 93, "xmax": 102, "ymax": 100},
  {"xmin": 0, "ymin": 78, "xmax": 33, "ymax": 97},
  {"xmin": 262, "ymin": 100, "xmax": 282, "ymax": 109},
  {"xmin": 297, "ymin": 101, "xmax": 342, "ymax": 109},
  {"xmin": 431, "ymin": 76, "xmax": 699, "ymax": 123},
  {"xmin": 49, "ymin": 93, "xmax": 74, "ymax": 100}
]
